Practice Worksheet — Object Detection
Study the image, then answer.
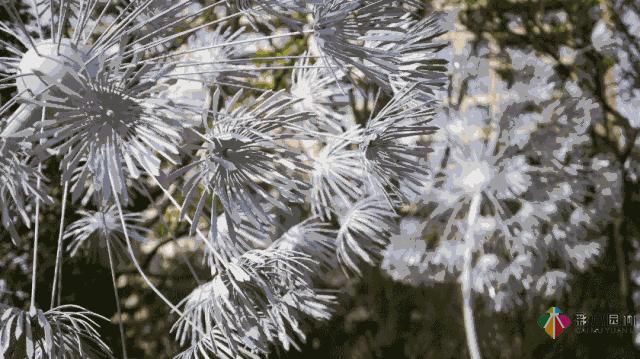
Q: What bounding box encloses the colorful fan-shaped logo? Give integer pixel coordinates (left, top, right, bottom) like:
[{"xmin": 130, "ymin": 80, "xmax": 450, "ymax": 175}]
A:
[{"xmin": 537, "ymin": 307, "xmax": 571, "ymax": 339}]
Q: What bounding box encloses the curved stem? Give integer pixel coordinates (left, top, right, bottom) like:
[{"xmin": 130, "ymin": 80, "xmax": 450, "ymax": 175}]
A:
[
  {"xmin": 149, "ymin": 176, "xmax": 226, "ymax": 266},
  {"xmin": 29, "ymin": 105, "xmax": 46, "ymax": 311},
  {"xmin": 461, "ymin": 193, "xmax": 482, "ymax": 359},
  {"xmin": 50, "ymin": 181, "xmax": 69, "ymax": 309},
  {"xmin": 30, "ymin": 173, "xmax": 41, "ymax": 311},
  {"xmin": 109, "ymin": 180, "xmax": 218, "ymax": 340},
  {"xmin": 138, "ymin": 188, "xmax": 202, "ymax": 285},
  {"xmin": 107, "ymin": 172, "xmax": 184, "ymax": 317},
  {"xmin": 106, "ymin": 238, "xmax": 128, "ymax": 359}
]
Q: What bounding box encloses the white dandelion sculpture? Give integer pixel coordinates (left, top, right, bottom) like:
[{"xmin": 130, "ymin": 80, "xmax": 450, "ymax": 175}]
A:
[
  {"xmin": 0, "ymin": 304, "xmax": 112, "ymax": 358},
  {"xmin": 382, "ymin": 98, "xmax": 619, "ymax": 359},
  {"xmin": 65, "ymin": 206, "xmax": 148, "ymax": 264},
  {"xmin": 0, "ymin": 137, "xmax": 51, "ymax": 242},
  {"xmin": 1, "ymin": 1, "xmax": 450, "ymax": 358},
  {"xmin": 175, "ymin": 88, "xmax": 311, "ymax": 244},
  {"xmin": 290, "ymin": 52, "xmax": 351, "ymax": 132}
]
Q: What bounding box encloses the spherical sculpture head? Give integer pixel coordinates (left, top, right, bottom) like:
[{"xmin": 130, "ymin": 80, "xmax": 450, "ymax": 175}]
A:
[{"xmin": 17, "ymin": 39, "xmax": 87, "ymax": 98}]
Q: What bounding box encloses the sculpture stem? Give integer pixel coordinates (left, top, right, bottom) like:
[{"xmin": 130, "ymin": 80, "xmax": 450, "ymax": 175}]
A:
[{"xmin": 461, "ymin": 192, "xmax": 482, "ymax": 359}]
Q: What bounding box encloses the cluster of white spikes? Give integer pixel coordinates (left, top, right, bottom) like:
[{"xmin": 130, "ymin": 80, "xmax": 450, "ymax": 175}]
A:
[{"xmin": 0, "ymin": 1, "xmax": 450, "ymax": 358}]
